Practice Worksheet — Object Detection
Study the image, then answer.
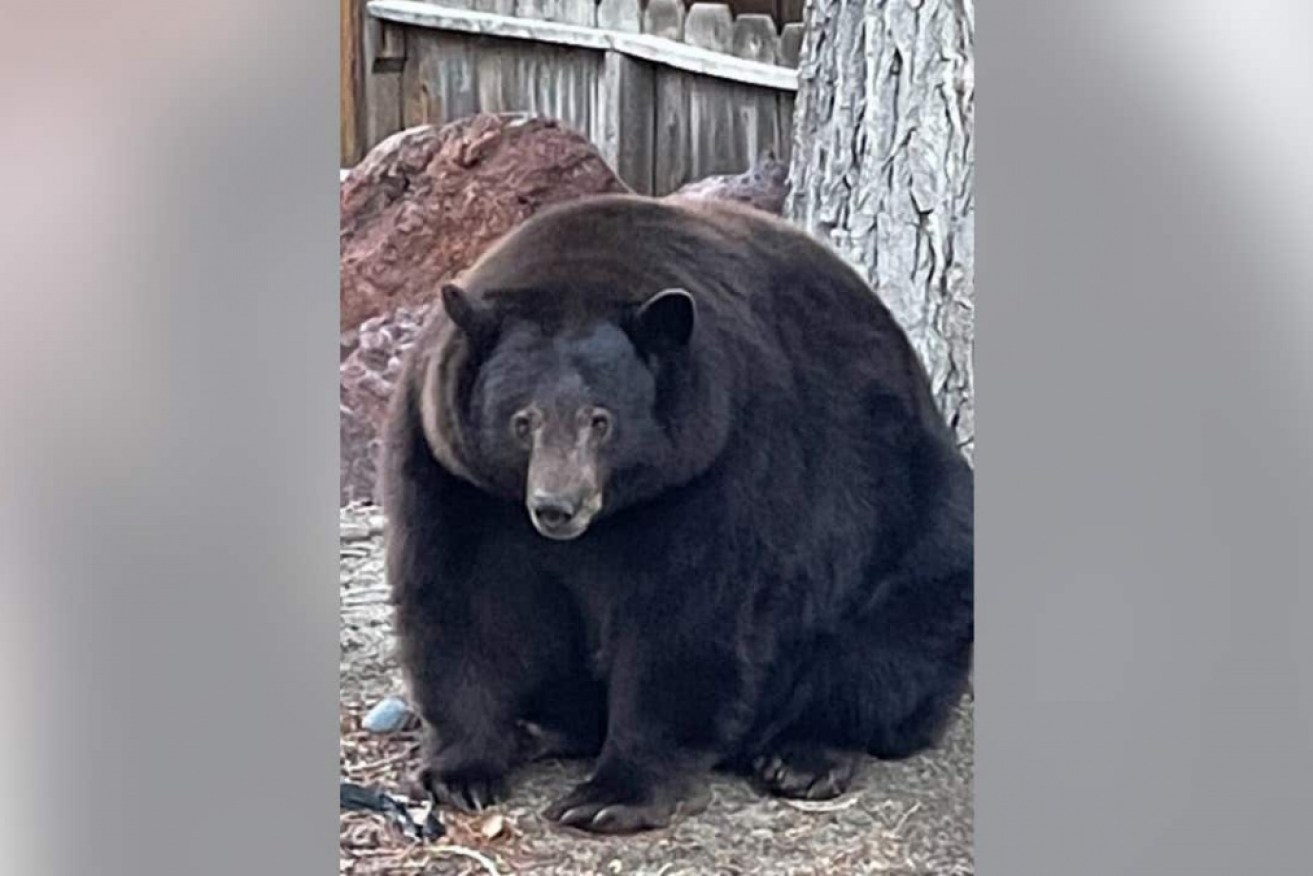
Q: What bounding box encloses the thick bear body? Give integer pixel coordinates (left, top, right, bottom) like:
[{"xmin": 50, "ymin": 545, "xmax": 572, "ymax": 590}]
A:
[{"xmin": 383, "ymin": 194, "xmax": 973, "ymax": 833}]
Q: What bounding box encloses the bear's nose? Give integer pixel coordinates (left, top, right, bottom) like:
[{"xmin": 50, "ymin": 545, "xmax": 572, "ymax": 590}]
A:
[{"xmin": 529, "ymin": 493, "xmax": 578, "ymax": 530}]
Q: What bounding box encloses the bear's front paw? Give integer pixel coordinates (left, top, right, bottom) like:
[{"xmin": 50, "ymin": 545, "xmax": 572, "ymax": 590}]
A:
[
  {"xmin": 543, "ymin": 770, "xmax": 709, "ymax": 834},
  {"xmin": 752, "ymin": 742, "xmax": 860, "ymax": 800},
  {"xmin": 415, "ymin": 760, "xmax": 508, "ymax": 812}
]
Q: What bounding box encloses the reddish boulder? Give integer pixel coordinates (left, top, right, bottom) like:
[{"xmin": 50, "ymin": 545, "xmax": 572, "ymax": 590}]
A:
[
  {"xmin": 340, "ymin": 113, "xmax": 630, "ymax": 338},
  {"xmin": 340, "ymin": 303, "xmax": 433, "ymax": 506}
]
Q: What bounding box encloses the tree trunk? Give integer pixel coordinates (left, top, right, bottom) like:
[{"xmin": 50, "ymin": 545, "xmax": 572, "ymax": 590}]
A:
[{"xmin": 788, "ymin": 0, "xmax": 974, "ymax": 459}]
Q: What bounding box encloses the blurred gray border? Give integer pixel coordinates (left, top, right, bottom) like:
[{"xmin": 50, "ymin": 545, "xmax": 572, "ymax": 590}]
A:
[{"xmin": 980, "ymin": 2, "xmax": 1313, "ymax": 872}]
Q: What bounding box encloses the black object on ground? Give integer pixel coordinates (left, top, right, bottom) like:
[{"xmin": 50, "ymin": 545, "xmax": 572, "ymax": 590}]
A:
[{"xmin": 340, "ymin": 779, "xmax": 445, "ymax": 841}]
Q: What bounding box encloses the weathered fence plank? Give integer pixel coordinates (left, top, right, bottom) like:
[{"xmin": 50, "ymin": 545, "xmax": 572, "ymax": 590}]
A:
[
  {"xmin": 517, "ymin": 0, "xmax": 596, "ymax": 25},
  {"xmin": 731, "ymin": 13, "xmax": 778, "ymax": 63},
  {"xmin": 379, "ymin": 17, "xmax": 407, "ymax": 58},
  {"xmin": 402, "ymin": 30, "xmax": 479, "ymax": 126},
  {"xmin": 778, "ymin": 21, "xmax": 803, "ymax": 67},
  {"xmin": 730, "ymin": 15, "xmax": 782, "ymax": 171},
  {"xmin": 597, "ymin": 0, "xmax": 642, "ymax": 33},
  {"xmin": 475, "ymin": 40, "xmax": 516, "ymax": 111},
  {"xmin": 501, "ymin": 42, "xmax": 599, "ymax": 141},
  {"xmin": 778, "ymin": 91, "xmax": 795, "ymax": 162},
  {"xmin": 516, "ymin": 0, "xmax": 549, "ymax": 19},
  {"xmin": 681, "ymin": 6, "xmax": 743, "ymax": 184},
  {"xmin": 561, "ymin": 0, "xmax": 598, "ymax": 26},
  {"xmin": 363, "ymin": 18, "xmax": 406, "ymax": 146},
  {"xmin": 399, "ymin": 28, "xmax": 431, "ymax": 125},
  {"xmin": 552, "ymin": 45, "xmax": 599, "ymax": 136},
  {"xmin": 597, "ymin": 50, "xmax": 656, "ymax": 193},
  {"xmin": 642, "ymin": 0, "xmax": 686, "ymax": 40},
  {"xmin": 654, "ymin": 70, "xmax": 692, "ymax": 194},
  {"xmin": 438, "ymin": 31, "xmax": 480, "ymax": 122},
  {"xmin": 683, "ymin": 3, "xmax": 734, "ymax": 51},
  {"xmin": 525, "ymin": 44, "xmax": 554, "ymax": 120}
]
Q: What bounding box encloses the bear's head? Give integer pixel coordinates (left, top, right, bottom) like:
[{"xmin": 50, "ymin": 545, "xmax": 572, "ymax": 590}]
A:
[{"xmin": 440, "ymin": 282, "xmax": 697, "ymax": 541}]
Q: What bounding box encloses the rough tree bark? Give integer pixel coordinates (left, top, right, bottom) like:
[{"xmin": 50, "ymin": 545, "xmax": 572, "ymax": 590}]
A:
[{"xmin": 788, "ymin": 0, "xmax": 974, "ymax": 459}]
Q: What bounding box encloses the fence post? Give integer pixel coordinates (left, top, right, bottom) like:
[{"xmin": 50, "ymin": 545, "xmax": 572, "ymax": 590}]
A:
[{"xmin": 341, "ymin": 0, "xmax": 364, "ymax": 165}]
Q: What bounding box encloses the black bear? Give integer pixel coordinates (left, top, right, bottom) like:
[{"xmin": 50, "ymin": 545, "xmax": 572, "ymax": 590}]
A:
[{"xmin": 383, "ymin": 194, "xmax": 973, "ymax": 834}]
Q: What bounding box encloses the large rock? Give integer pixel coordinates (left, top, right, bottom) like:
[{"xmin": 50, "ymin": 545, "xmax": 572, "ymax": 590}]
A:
[
  {"xmin": 340, "ymin": 114, "xmax": 630, "ymax": 339},
  {"xmin": 666, "ymin": 152, "xmax": 791, "ymax": 216},
  {"xmin": 340, "ymin": 303, "xmax": 432, "ymax": 506}
]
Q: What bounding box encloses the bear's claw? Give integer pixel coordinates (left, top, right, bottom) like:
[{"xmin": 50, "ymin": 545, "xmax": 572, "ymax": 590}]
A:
[
  {"xmin": 416, "ymin": 763, "xmax": 507, "ymax": 813},
  {"xmin": 752, "ymin": 743, "xmax": 860, "ymax": 800},
  {"xmin": 544, "ymin": 776, "xmax": 708, "ymax": 834}
]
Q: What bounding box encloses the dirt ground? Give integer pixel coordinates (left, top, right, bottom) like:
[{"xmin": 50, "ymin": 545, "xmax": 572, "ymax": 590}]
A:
[{"xmin": 339, "ymin": 504, "xmax": 973, "ymax": 875}]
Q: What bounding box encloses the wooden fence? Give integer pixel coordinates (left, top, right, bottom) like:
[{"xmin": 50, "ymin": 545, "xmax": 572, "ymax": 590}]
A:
[{"xmin": 342, "ymin": 0, "xmax": 804, "ymax": 195}]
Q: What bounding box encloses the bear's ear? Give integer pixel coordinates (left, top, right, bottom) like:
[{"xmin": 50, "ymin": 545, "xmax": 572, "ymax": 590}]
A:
[
  {"xmin": 441, "ymin": 283, "xmax": 496, "ymax": 343},
  {"xmin": 629, "ymin": 288, "xmax": 696, "ymax": 356}
]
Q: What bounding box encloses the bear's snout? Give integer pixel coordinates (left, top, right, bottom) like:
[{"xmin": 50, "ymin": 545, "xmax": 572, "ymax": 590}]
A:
[
  {"xmin": 527, "ymin": 488, "xmax": 600, "ymax": 540},
  {"xmin": 530, "ymin": 491, "xmax": 578, "ymax": 527}
]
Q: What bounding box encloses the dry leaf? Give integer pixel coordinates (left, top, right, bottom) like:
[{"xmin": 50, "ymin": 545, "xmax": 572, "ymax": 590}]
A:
[{"xmin": 478, "ymin": 812, "xmax": 506, "ymax": 840}]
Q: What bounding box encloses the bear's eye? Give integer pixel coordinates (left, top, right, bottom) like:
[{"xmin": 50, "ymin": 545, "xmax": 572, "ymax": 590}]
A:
[
  {"xmin": 590, "ymin": 412, "xmax": 612, "ymax": 440},
  {"xmin": 511, "ymin": 412, "xmax": 533, "ymax": 443}
]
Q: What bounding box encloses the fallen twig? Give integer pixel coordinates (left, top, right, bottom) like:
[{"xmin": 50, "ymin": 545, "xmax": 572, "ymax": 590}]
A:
[
  {"xmin": 427, "ymin": 844, "xmax": 502, "ymax": 876},
  {"xmin": 779, "ymin": 794, "xmax": 861, "ymax": 813},
  {"xmin": 349, "ymin": 743, "xmax": 420, "ymax": 774},
  {"xmin": 889, "ymin": 800, "xmax": 922, "ymax": 836}
]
